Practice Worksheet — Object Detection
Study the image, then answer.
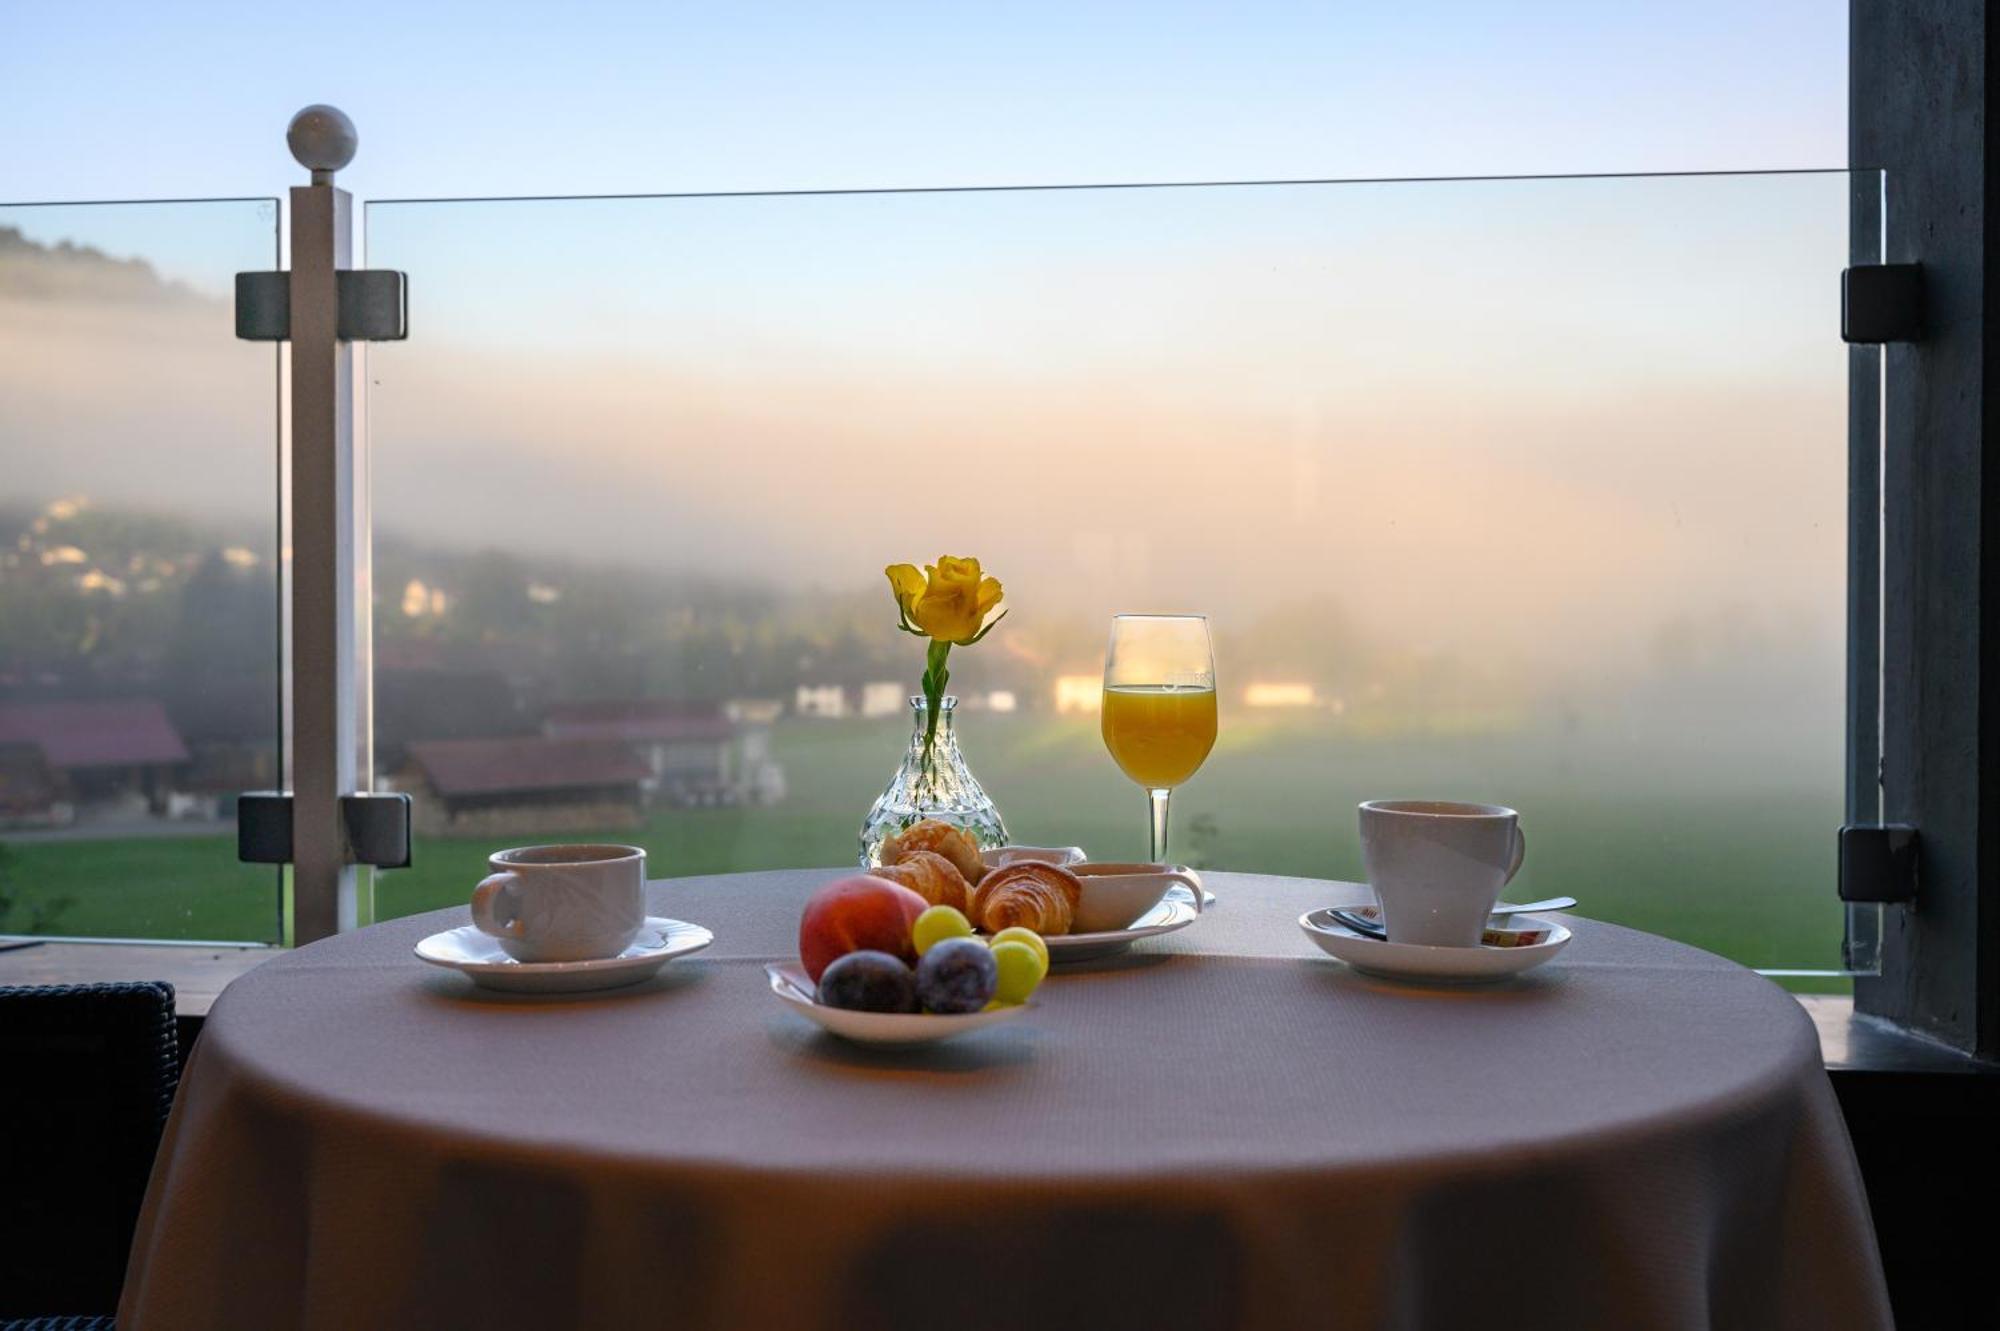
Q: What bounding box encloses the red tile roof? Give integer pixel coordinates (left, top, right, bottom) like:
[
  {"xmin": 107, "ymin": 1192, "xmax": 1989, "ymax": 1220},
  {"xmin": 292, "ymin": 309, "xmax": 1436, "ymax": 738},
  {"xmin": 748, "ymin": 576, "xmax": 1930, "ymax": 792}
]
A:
[
  {"xmin": 542, "ymin": 699, "xmax": 735, "ymax": 744},
  {"xmin": 0, "ymin": 699, "xmax": 190, "ymax": 769},
  {"xmin": 405, "ymin": 736, "xmax": 650, "ymax": 797}
]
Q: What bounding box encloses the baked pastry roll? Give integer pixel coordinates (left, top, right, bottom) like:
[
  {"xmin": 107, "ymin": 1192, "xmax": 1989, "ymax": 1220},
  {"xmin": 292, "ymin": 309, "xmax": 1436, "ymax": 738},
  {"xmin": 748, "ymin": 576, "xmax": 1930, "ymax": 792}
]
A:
[
  {"xmin": 870, "ymin": 850, "xmax": 973, "ymax": 914},
  {"xmin": 880, "ymin": 819, "xmax": 987, "ymax": 886},
  {"xmin": 972, "ymin": 861, "xmax": 1083, "ymax": 936}
]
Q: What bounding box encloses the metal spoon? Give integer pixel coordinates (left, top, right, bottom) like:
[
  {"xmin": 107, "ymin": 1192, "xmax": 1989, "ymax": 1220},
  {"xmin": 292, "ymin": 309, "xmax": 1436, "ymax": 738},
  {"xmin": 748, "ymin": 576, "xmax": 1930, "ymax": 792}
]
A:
[
  {"xmin": 1325, "ymin": 896, "xmax": 1578, "ymax": 941},
  {"xmin": 1493, "ymin": 895, "xmax": 1577, "ymax": 916}
]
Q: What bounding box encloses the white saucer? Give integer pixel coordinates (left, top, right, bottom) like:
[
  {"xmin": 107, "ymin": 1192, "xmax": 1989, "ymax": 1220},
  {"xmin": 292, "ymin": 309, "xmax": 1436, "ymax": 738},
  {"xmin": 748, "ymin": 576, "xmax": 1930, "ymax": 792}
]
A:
[
  {"xmin": 1046, "ymin": 893, "xmax": 1200, "ymax": 963},
  {"xmin": 416, "ymin": 916, "xmax": 714, "ymax": 993},
  {"xmin": 766, "ymin": 963, "xmax": 1033, "ymax": 1045},
  {"xmin": 1298, "ymin": 909, "xmax": 1570, "ymax": 984}
]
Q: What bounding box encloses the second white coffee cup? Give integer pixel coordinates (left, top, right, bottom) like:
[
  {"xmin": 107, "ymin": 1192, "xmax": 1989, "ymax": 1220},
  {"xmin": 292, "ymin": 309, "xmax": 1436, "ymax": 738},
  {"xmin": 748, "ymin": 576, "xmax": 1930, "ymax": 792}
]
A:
[
  {"xmin": 1359, "ymin": 801, "xmax": 1525, "ymax": 947},
  {"xmin": 470, "ymin": 843, "xmax": 646, "ymax": 963}
]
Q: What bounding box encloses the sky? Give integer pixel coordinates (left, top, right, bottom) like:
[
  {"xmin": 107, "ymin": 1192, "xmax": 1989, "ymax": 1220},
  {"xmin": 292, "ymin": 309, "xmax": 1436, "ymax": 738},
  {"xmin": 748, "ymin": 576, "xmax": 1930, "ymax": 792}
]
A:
[
  {"xmin": 0, "ymin": 1, "xmax": 1855, "ymax": 684},
  {"xmin": 2, "ymin": 2, "xmax": 1845, "ymax": 201},
  {"xmin": 1, "ymin": 171, "xmax": 1856, "ymax": 667}
]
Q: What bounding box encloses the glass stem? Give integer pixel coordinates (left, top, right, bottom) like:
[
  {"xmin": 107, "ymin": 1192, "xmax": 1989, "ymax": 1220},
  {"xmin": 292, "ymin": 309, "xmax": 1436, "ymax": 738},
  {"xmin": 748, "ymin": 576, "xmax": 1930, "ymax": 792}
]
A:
[{"xmin": 1148, "ymin": 787, "xmax": 1172, "ymax": 864}]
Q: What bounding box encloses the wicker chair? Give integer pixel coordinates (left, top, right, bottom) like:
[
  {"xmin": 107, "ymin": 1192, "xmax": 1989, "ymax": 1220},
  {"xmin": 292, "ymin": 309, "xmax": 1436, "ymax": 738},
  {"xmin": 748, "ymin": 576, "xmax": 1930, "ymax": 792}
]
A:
[{"xmin": 0, "ymin": 982, "xmax": 179, "ymax": 1327}]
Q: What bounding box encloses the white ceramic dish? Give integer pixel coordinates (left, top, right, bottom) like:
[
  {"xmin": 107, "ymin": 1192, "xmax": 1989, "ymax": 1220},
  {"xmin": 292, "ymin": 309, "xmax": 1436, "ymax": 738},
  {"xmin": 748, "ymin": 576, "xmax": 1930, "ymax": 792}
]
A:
[
  {"xmin": 975, "ymin": 847, "xmax": 1217, "ymax": 909},
  {"xmin": 766, "ymin": 963, "xmax": 1032, "ymax": 1045},
  {"xmin": 1070, "ymin": 863, "xmax": 1205, "ymax": 933},
  {"xmin": 1046, "ymin": 893, "xmax": 1200, "ymax": 963},
  {"xmin": 1298, "ymin": 908, "xmax": 1570, "ymax": 984},
  {"xmin": 416, "ymin": 916, "xmax": 713, "ymax": 993},
  {"xmin": 980, "ymin": 844, "xmax": 1088, "ymax": 870}
]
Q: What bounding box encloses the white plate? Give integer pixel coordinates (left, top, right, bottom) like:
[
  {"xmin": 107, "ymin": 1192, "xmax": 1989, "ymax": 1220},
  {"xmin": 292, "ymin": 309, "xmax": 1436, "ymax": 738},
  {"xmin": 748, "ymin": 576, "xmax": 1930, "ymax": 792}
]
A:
[
  {"xmin": 416, "ymin": 916, "xmax": 714, "ymax": 993},
  {"xmin": 1046, "ymin": 894, "xmax": 1200, "ymax": 963},
  {"xmin": 1298, "ymin": 909, "xmax": 1570, "ymax": 984},
  {"xmin": 766, "ymin": 963, "xmax": 1033, "ymax": 1045}
]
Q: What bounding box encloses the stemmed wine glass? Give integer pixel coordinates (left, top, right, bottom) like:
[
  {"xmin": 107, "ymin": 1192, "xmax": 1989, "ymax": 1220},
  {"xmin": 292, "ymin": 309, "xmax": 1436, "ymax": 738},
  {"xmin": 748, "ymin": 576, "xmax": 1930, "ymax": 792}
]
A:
[{"xmin": 1101, "ymin": 614, "xmax": 1217, "ymax": 864}]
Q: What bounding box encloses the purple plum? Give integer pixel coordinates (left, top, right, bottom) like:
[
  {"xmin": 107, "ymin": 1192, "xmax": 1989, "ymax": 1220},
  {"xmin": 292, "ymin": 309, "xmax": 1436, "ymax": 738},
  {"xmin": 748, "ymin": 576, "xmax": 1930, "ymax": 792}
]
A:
[
  {"xmin": 816, "ymin": 950, "xmax": 919, "ymax": 1013},
  {"xmin": 915, "ymin": 937, "xmax": 998, "ymax": 1014}
]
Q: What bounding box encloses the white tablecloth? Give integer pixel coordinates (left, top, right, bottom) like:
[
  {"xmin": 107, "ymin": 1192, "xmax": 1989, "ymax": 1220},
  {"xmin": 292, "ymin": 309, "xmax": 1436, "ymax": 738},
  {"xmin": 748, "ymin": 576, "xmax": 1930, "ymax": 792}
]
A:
[{"xmin": 121, "ymin": 871, "xmax": 1890, "ymax": 1330}]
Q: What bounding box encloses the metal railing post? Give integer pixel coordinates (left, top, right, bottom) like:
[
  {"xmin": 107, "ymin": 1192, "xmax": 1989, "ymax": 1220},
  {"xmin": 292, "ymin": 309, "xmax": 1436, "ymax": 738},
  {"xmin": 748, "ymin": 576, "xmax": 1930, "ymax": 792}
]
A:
[
  {"xmin": 233, "ymin": 107, "xmax": 407, "ymax": 924},
  {"xmin": 287, "ymin": 106, "xmax": 365, "ymax": 943}
]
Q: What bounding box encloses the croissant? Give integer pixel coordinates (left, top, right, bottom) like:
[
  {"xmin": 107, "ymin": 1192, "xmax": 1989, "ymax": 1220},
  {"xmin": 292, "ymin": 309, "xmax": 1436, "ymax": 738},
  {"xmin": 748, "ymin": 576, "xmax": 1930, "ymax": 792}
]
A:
[
  {"xmin": 972, "ymin": 862, "xmax": 1082, "ymax": 936},
  {"xmin": 870, "ymin": 850, "xmax": 973, "ymax": 914},
  {"xmin": 881, "ymin": 819, "xmax": 987, "ymax": 885}
]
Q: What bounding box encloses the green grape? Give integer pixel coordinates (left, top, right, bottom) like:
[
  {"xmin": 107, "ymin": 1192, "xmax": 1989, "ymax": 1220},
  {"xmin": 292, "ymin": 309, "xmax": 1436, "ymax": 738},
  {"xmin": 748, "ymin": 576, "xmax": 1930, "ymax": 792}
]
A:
[
  {"xmin": 912, "ymin": 904, "xmax": 975, "ymax": 955},
  {"xmin": 990, "ymin": 940, "xmax": 1048, "ymax": 1005},
  {"xmin": 988, "ymin": 926, "xmax": 1050, "ymax": 969}
]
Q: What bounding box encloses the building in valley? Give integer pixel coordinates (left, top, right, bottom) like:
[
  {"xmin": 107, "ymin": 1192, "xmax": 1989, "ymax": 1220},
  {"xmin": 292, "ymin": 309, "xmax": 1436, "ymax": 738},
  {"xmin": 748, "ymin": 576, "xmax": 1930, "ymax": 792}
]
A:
[
  {"xmin": 393, "ymin": 736, "xmax": 651, "ymax": 836},
  {"xmin": 0, "ymin": 698, "xmax": 191, "ymax": 827}
]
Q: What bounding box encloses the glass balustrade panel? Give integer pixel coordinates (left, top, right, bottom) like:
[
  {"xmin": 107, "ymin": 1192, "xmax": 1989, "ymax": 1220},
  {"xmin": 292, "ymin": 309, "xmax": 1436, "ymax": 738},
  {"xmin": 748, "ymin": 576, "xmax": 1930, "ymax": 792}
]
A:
[
  {"xmin": 367, "ymin": 171, "xmax": 1876, "ymax": 981},
  {"xmin": 0, "ymin": 198, "xmax": 283, "ymax": 943}
]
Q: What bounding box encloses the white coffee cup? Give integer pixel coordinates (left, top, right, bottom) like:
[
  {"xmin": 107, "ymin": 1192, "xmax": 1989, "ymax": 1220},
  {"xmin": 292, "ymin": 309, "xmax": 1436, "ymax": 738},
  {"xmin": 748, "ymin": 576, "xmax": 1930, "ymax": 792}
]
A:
[
  {"xmin": 1358, "ymin": 801, "xmax": 1525, "ymax": 947},
  {"xmin": 470, "ymin": 843, "xmax": 646, "ymax": 962}
]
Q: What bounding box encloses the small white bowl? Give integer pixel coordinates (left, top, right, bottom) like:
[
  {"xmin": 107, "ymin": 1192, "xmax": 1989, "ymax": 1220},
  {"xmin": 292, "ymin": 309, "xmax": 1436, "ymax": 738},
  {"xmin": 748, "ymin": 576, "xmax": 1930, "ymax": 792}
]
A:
[
  {"xmin": 1044, "ymin": 894, "xmax": 1199, "ymax": 962},
  {"xmin": 1070, "ymin": 863, "xmax": 1205, "ymax": 933},
  {"xmin": 980, "ymin": 844, "xmax": 1088, "ymax": 871},
  {"xmin": 766, "ymin": 963, "xmax": 1033, "ymax": 1046}
]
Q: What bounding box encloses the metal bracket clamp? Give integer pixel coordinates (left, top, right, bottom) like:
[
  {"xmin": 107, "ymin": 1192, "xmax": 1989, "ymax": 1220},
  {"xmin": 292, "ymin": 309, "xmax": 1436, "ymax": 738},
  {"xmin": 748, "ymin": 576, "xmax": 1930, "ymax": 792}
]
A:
[
  {"xmin": 235, "ymin": 269, "xmax": 409, "ymax": 342},
  {"xmin": 1841, "ymin": 264, "xmax": 1924, "ymax": 344},
  {"xmin": 238, "ymin": 791, "xmax": 413, "ymax": 869},
  {"xmin": 1839, "ymin": 824, "xmax": 1919, "ymax": 903}
]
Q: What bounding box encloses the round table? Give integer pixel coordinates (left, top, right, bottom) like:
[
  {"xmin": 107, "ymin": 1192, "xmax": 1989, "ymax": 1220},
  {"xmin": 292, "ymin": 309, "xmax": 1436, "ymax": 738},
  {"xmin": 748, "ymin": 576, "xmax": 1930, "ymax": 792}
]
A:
[{"xmin": 119, "ymin": 871, "xmax": 1889, "ymax": 1331}]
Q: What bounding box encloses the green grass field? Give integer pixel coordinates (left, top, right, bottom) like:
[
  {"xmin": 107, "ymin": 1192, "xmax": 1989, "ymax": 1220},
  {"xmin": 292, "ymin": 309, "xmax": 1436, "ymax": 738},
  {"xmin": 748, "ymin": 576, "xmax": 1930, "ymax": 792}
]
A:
[{"xmin": 0, "ymin": 713, "xmax": 1850, "ymax": 989}]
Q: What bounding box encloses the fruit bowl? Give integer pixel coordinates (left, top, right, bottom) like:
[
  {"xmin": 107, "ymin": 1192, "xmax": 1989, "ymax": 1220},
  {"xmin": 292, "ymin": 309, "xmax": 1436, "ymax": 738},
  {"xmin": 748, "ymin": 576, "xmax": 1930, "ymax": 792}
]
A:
[{"xmin": 765, "ymin": 963, "xmax": 1034, "ymax": 1046}]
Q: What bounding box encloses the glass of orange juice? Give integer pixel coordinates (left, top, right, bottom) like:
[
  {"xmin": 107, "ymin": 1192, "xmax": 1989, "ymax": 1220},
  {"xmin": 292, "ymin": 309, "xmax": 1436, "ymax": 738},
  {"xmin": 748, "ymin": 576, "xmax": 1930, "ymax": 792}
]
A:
[{"xmin": 1102, "ymin": 614, "xmax": 1217, "ymax": 864}]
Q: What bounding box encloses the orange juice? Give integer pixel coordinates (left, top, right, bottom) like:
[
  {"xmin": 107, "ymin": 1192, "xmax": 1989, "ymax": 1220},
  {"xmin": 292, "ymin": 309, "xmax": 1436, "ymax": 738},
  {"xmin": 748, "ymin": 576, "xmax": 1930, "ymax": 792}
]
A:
[{"xmin": 1101, "ymin": 685, "xmax": 1218, "ymax": 788}]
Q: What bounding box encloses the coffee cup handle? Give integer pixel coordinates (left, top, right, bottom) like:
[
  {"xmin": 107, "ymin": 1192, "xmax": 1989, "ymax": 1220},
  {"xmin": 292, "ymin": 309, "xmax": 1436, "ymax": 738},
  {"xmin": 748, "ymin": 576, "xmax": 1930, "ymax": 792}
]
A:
[
  {"xmin": 1505, "ymin": 826, "xmax": 1527, "ymax": 886},
  {"xmin": 471, "ymin": 871, "xmax": 525, "ymax": 940},
  {"xmin": 1161, "ymin": 867, "xmax": 1204, "ymax": 914}
]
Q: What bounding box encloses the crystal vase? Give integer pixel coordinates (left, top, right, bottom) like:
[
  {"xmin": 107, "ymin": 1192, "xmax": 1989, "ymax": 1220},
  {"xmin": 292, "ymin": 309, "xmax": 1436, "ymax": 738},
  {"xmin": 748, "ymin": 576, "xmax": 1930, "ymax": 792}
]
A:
[{"xmin": 858, "ymin": 695, "xmax": 1008, "ymax": 867}]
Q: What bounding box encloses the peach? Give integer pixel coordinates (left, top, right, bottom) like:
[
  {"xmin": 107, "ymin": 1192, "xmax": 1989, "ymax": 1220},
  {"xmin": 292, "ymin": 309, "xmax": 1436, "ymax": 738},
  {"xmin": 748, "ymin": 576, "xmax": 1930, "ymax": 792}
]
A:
[{"xmin": 798, "ymin": 875, "xmax": 929, "ymax": 982}]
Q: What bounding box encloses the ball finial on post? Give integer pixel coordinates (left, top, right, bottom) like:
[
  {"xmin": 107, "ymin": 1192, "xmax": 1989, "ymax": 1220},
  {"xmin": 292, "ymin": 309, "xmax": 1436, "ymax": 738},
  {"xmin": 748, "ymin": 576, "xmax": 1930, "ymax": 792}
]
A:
[{"xmin": 287, "ymin": 105, "xmax": 358, "ymax": 184}]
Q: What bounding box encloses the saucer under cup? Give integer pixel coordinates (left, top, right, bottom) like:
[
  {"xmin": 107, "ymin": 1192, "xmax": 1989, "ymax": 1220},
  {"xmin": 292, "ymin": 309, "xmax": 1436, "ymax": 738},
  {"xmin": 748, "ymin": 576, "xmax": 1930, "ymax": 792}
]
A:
[
  {"xmin": 418, "ymin": 917, "xmax": 714, "ymax": 993},
  {"xmin": 1299, "ymin": 908, "xmax": 1569, "ymax": 984}
]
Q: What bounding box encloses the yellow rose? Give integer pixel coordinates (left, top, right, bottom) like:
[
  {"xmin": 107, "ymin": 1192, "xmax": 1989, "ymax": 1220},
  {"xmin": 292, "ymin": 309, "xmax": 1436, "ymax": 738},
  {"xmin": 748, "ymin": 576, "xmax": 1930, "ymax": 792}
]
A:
[
  {"xmin": 884, "ymin": 556, "xmax": 1004, "ymax": 645},
  {"xmin": 886, "ymin": 563, "xmax": 928, "ymax": 626}
]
